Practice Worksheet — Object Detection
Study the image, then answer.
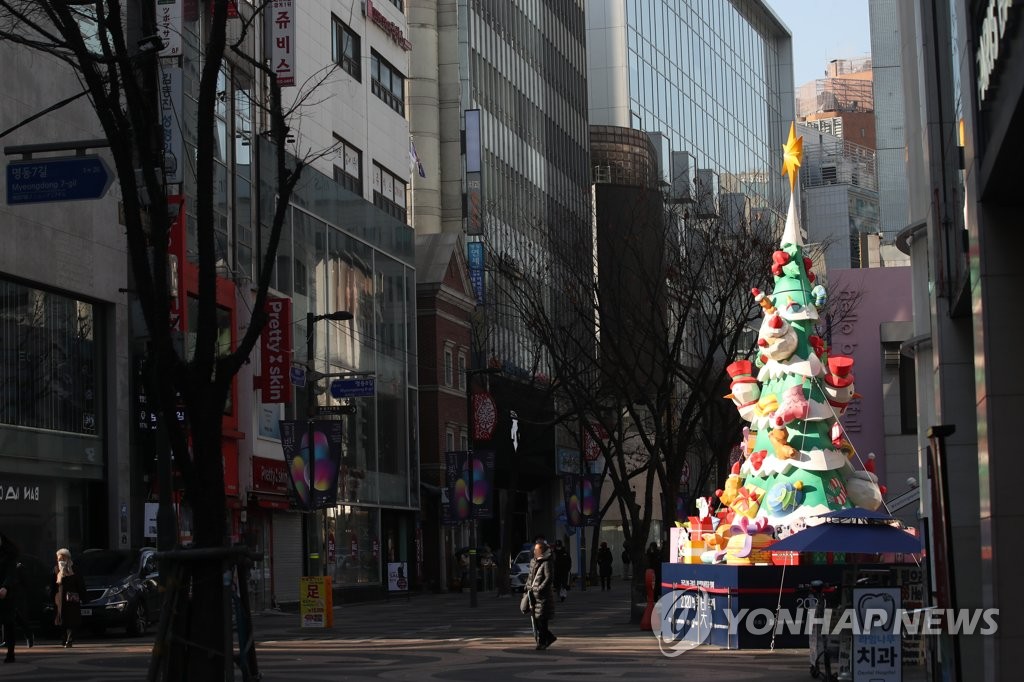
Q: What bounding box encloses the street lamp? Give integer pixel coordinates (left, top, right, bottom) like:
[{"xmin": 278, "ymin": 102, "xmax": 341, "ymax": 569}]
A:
[
  {"xmin": 466, "ymin": 365, "xmax": 501, "ymax": 607},
  {"xmin": 306, "ymin": 309, "xmax": 353, "ymax": 577}
]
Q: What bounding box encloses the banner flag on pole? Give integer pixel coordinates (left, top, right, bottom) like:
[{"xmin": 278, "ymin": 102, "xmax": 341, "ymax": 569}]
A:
[
  {"xmin": 562, "ymin": 473, "xmax": 601, "ymax": 527},
  {"xmin": 279, "ymin": 419, "xmax": 344, "ymax": 511},
  {"xmin": 442, "ymin": 450, "xmax": 495, "ymax": 525}
]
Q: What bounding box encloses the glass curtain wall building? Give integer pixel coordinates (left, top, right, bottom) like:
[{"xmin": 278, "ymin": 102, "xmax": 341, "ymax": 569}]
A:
[
  {"xmin": 257, "ymin": 140, "xmax": 418, "ymax": 591},
  {"xmin": 449, "ymin": 0, "xmax": 592, "ymax": 373},
  {"xmin": 587, "ymin": 0, "xmax": 794, "ymax": 215}
]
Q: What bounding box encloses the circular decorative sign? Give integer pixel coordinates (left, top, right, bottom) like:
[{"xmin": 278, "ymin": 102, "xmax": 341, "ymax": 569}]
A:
[{"xmin": 473, "ymin": 392, "xmax": 497, "ymax": 441}]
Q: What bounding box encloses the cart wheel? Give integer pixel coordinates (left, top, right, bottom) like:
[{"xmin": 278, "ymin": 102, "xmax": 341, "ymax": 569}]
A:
[{"xmin": 809, "ymin": 663, "xmax": 820, "ymax": 678}]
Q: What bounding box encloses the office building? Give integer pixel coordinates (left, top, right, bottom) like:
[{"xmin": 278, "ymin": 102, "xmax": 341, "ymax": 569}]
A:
[
  {"xmin": 869, "ymin": 0, "xmax": 911, "ymax": 244},
  {"xmin": 797, "ymin": 122, "xmax": 881, "ymax": 273},
  {"xmin": 587, "ymin": 0, "xmax": 795, "ymax": 216},
  {"xmin": 897, "ymin": 0, "xmax": 1024, "ymax": 678},
  {"xmin": 0, "ymin": 35, "xmax": 130, "ymax": 561},
  {"xmin": 407, "ymin": 1, "xmax": 592, "ymax": 574},
  {"xmin": 237, "ymin": 1, "xmax": 420, "ymax": 604},
  {"xmin": 1, "ymin": 2, "xmax": 421, "ymax": 607}
]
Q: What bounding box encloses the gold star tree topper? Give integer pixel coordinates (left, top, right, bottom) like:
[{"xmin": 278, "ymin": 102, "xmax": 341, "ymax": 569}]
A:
[{"xmin": 781, "ymin": 122, "xmax": 803, "ymax": 192}]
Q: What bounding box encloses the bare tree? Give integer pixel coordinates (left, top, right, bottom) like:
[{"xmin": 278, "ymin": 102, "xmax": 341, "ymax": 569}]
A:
[
  {"xmin": 490, "ymin": 183, "xmax": 779, "ymax": 619},
  {"xmin": 815, "ymin": 273, "xmax": 866, "ymax": 349},
  {"xmin": 0, "ymin": 2, "xmax": 336, "ymax": 677}
]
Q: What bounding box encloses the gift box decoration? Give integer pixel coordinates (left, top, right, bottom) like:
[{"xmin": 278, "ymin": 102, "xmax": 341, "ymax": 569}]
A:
[
  {"xmin": 724, "ymin": 516, "xmax": 776, "ymax": 565},
  {"xmin": 687, "ymin": 515, "xmax": 714, "ymax": 541}
]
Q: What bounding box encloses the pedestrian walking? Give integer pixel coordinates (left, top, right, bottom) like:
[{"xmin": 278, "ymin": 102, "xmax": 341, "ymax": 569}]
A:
[
  {"xmin": 523, "ymin": 541, "xmax": 557, "ymax": 650},
  {"xmin": 646, "ymin": 542, "xmax": 662, "ymax": 591},
  {"xmin": 552, "ymin": 540, "xmax": 571, "ymax": 601},
  {"xmin": 0, "ymin": 559, "xmax": 34, "ymax": 651},
  {"xmin": 0, "ymin": 533, "xmax": 21, "ymax": 663},
  {"xmin": 621, "ymin": 541, "xmax": 631, "ymax": 580},
  {"xmin": 51, "ymin": 548, "xmax": 86, "ymax": 648},
  {"xmin": 596, "ymin": 541, "xmax": 614, "ymax": 591},
  {"xmin": 0, "ymin": 532, "xmax": 21, "ymax": 659},
  {"xmin": 10, "ymin": 570, "xmax": 33, "ymax": 650}
]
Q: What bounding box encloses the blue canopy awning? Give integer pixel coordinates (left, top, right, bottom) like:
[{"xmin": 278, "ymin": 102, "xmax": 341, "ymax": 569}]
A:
[{"xmin": 769, "ymin": 520, "xmax": 921, "ymax": 554}]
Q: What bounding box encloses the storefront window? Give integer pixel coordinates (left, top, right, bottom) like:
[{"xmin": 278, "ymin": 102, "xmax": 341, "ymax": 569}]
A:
[
  {"xmin": 1, "ymin": 474, "xmax": 100, "ymax": 560},
  {"xmin": 330, "ymin": 505, "xmax": 380, "ymax": 586},
  {"xmin": 0, "ymin": 278, "xmax": 101, "ymax": 436}
]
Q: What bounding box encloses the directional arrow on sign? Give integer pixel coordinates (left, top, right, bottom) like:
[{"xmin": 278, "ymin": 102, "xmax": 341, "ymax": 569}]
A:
[{"xmin": 6, "ymin": 155, "xmax": 114, "ymax": 205}]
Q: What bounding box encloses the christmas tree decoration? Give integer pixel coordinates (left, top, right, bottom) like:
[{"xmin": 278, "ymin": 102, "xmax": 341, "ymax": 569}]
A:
[{"xmin": 720, "ymin": 123, "xmax": 883, "ymax": 528}]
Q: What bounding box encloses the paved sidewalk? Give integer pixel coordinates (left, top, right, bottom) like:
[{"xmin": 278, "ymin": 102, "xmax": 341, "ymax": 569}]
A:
[
  {"xmin": 0, "ymin": 581, "xmax": 930, "ymax": 680},
  {"xmin": 248, "ymin": 583, "xmax": 820, "ymax": 680}
]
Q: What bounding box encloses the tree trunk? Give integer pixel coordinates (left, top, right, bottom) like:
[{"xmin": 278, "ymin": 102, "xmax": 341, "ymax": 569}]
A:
[
  {"xmin": 495, "ymin": 486, "xmax": 514, "ymax": 595},
  {"xmin": 628, "ymin": 543, "xmax": 648, "ymax": 623},
  {"xmin": 620, "ymin": 510, "xmax": 652, "ymax": 624},
  {"xmin": 662, "ymin": 475, "xmax": 681, "ymax": 533},
  {"xmin": 181, "ymin": 384, "xmax": 229, "ymax": 679},
  {"xmin": 587, "ymin": 523, "xmax": 600, "ymax": 582}
]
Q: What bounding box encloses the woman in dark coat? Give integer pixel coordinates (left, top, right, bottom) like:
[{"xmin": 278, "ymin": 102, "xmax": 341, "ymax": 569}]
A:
[
  {"xmin": 525, "ymin": 541, "xmax": 557, "ymax": 650},
  {"xmin": 596, "ymin": 541, "xmax": 614, "ymax": 591},
  {"xmin": 0, "ymin": 533, "xmax": 20, "ymax": 663},
  {"xmin": 552, "ymin": 541, "xmax": 571, "ymax": 601},
  {"xmin": 646, "ymin": 542, "xmax": 662, "ymax": 591},
  {"xmin": 52, "ymin": 548, "xmax": 86, "ymax": 648}
]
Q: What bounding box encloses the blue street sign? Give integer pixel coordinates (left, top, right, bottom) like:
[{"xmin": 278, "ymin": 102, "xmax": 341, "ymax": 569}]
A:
[
  {"xmin": 6, "ymin": 155, "xmax": 113, "ymax": 205},
  {"xmin": 290, "ymin": 365, "xmax": 307, "ymax": 388},
  {"xmin": 329, "ymin": 377, "xmax": 375, "ymax": 399}
]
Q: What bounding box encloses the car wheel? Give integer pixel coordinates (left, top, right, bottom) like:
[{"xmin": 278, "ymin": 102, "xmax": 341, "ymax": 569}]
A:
[{"xmin": 126, "ymin": 601, "xmax": 148, "ymax": 636}]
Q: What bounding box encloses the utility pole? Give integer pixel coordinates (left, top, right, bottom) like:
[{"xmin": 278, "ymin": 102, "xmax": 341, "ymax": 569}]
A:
[
  {"xmin": 466, "ymin": 366, "xmax": 500, "ymax": 607},
  {"xmin": 306, "ymin": 309, "xmax": 352, "ymax": 577},
  {"xmin": 579, "ymin": 431, "xmax": 587, "ymax": 592}
]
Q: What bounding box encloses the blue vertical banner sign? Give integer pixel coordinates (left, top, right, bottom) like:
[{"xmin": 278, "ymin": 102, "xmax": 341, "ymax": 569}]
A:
[
  {"xmin": 279, "ymin": 420, "xmax": 344, "ymax": 511},
  {"xmin": 467, "ymin": 241, "xmax": 485, "ymax": 305},
  {"xmin": 442, "ymin": 450, "xmax": 496, "ymax": 524}
]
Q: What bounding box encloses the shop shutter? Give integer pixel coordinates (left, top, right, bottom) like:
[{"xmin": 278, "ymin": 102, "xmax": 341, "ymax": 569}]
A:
[{"xmin": 272, "ymin": 512, "xmax": 303, "ymax": 604}]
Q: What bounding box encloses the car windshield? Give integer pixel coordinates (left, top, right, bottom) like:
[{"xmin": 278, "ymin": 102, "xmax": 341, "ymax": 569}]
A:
[
  {"xmin": 76, "ymin": 551, "xmax": 134, "ymax": 577},
  {"xmin": 514, "ymin": 550, "xmax": 532, "ymax": 565}
]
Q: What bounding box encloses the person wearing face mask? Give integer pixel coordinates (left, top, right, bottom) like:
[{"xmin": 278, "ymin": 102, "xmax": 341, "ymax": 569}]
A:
[{"xmin": 51, "ymin": 549, "xmax": 85, "ymax": 648}]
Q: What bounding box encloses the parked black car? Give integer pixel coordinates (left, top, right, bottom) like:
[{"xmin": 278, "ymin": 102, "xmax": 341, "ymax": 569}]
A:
[{"xmin": 76, "ymin": 548, "xmax": 160, "ymax": 636}]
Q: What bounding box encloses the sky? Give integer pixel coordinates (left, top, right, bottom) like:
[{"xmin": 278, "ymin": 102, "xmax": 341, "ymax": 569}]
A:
[{"xmin": 767, "ymin": 0, "xmax": 872, "ymax": 87}]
